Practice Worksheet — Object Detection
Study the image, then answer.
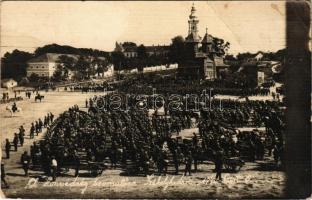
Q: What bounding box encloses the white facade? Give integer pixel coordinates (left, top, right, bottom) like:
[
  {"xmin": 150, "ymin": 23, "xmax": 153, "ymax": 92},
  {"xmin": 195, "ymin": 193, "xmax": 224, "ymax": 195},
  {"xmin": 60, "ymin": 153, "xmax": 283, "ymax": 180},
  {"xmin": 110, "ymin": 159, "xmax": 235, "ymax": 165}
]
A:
[
  {"xmin": 27, "ymin": 62, "xmax": 57, "ymax": 77},
  {"xmin": 257, "ymin": 71, "xmax": 265, "ymax": 86},
  {"xmin": 124, "ymin": 52, "xmax": 138, "ymax": 58}
]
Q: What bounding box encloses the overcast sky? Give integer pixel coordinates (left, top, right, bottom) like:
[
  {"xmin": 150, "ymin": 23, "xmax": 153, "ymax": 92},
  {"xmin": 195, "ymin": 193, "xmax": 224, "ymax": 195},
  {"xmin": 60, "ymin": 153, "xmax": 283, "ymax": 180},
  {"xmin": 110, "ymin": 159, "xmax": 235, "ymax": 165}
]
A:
[{"xmin": 1, "ymin": 1, "xmax": 286, "ymax": 57}]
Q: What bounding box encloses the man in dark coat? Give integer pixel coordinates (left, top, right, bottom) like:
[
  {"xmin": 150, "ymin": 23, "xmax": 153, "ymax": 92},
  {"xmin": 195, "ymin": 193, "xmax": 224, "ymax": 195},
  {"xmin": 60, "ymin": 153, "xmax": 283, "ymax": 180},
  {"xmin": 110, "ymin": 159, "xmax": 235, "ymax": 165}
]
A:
[
  {"xmin": 184, "ymin": 151, "xmax": 192, "ymax": 176},
  {"xmin": 1, "ymin": 160, "xmax": 9, "ymax": 188},
  {"xmin": 19, "ymin": 126, "xmax": 25, "ymax": 146},
  {"xmin": 13, "ymin": 133, "xmax": 19, "ymax": 151},
  {"xmin": 5, "ymin": 139, "xmax": 11, "ymax": 159},
  {"xmin": 21, "ymin": 151, "xmax": 31, "ymax": 176},
  {"xmin": 30, "ymin": 123, "xmax": 35, "ymax": 139},
  {"xmin": 214, "ymin": 149, "xmax": 224, "ymax": 181},
  {"xmin": 74, "ymin": 151, "xmax": 80, "ymax": 177}
]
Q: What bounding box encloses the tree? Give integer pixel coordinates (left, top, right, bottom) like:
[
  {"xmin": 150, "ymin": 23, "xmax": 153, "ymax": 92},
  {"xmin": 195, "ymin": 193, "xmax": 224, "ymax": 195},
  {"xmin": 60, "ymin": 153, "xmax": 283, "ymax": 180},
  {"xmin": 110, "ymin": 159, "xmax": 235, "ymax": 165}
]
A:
[
  {"xmin": 28, "ymin": 73, "xmax": 40, "ymax": 83},
  {"xmin": 92, "ymin": 56, "xmax": 109, "ymax": 77},
  {"xmin": 34, "ymin": 43, "xmax": 110, "ymax": 58},
  {"xmin": 57, "ymin": 55, "xmax": 76, "ymax": 70},
  {"xmin": 75, "ymin": 56, "xmax": 91, "ymax": 80},
  {"xmin": 169, "ymin": 36, "xmax": 185, "ymax": 63},
  {"xmin": 224, "ymin": 54, "xmax": 236, "ymax": 61},
  {"xmin": 236, "ymin": 52, "xmax": 254, "ymax": 62},
  {"xmin": 212, "ymin": 37, "xmax": 230, "ymax": 57},
  {"xmin": 137, "ymin": 45, "xmax": 148, "ymax": 59},
  {"xmin": 51, "ymin": 65, "xmax": 63, "ymax": 82},
  {"xmin": 1, "ymin": 50, "xmax": 34, "ymax": 80},
  {"xmin": 122, "ymin": 42, "xmax": 137, "ymax": 48},
  {"xmin": 111, "ymin": 52, "xmax": 126, "ymax": 71}
]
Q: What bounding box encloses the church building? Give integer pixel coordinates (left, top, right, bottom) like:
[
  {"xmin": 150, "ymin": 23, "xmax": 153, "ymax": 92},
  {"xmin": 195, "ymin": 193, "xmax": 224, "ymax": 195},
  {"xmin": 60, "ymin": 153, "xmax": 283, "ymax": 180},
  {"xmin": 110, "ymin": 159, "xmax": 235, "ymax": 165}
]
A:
[{"xmin": 178, "ymin": 4, "xmax": 228, "ymax": 80}]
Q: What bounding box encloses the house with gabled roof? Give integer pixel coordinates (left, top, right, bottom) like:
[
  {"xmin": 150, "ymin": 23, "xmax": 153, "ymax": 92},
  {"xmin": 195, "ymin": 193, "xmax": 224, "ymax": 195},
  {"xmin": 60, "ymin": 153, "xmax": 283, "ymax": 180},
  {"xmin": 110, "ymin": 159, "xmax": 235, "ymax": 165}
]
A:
[
  {"xmin": 27, "ymin": 53, "xmax": 108, "ymax": 78},
  {"xmin": 27, "ymin": 53, "xmax": 78, "ymax": 78}
]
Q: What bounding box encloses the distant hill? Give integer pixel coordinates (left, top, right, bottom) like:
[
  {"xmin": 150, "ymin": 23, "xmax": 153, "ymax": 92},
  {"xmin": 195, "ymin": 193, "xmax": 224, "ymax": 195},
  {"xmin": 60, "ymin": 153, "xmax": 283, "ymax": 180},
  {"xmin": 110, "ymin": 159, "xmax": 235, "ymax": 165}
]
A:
[
  {"xmin": 34, "ymin": 43, "xmax": 110, "ymax": 58},
  {"xmin": 1, "ymin": 43, "xmax": 111, "ymax": 80}
]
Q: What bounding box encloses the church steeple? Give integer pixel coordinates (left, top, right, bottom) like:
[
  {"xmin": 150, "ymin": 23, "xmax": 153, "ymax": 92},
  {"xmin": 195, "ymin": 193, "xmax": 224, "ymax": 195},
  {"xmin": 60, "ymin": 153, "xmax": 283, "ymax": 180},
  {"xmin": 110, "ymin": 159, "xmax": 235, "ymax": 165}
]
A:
[{"xmin": 185, "ymin": 3, "xmax": 201, "ymax": 43}]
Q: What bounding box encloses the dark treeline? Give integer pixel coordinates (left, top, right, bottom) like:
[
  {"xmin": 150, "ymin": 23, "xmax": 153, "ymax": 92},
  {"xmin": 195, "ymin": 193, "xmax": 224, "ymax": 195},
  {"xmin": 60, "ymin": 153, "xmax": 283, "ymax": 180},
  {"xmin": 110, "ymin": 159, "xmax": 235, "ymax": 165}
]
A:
[
  {"xmin": 1, "ymin": 44, "xmax": 111, "ymax": 80},
  {"xmin": 34, "ymin": 43, "xmax": 110, "ymax": 58}
]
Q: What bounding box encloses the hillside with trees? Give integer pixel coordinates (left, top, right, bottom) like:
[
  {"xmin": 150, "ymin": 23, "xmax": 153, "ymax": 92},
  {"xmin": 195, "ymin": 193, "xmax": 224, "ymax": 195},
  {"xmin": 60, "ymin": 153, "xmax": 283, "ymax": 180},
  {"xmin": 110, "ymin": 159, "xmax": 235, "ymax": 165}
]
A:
[{"xmin": 1, "ymin": 44, "xmax": 111, "ymax": 81}]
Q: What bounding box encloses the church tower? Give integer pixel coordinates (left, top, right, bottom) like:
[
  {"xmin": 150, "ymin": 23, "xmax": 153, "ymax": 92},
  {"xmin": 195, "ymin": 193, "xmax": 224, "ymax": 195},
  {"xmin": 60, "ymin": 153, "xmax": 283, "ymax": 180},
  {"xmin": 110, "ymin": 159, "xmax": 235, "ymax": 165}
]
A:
[{"xmin": 185, "ymin": 3, "xmax": 201, "ymax": 57}]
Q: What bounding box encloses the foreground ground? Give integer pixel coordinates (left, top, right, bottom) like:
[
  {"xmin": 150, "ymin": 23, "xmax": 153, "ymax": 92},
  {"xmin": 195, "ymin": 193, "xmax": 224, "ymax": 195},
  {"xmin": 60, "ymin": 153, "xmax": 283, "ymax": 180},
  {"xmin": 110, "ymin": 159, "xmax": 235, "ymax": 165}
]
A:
[{"xmin": 1, "ymin": 90, "xmax": 286, "ymax": 198}]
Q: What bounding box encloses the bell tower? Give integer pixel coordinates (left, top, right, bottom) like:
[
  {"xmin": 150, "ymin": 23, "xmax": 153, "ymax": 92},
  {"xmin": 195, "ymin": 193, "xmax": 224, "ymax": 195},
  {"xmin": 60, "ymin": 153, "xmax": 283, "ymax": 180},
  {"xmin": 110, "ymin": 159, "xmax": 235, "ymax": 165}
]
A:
[
  {"xmin": 185, "ymin": 3, "xmax": 201, "ymax": 57},
  {"xmin": 188, "ymin": 3, "xmax": 199, "ymax": 37}
]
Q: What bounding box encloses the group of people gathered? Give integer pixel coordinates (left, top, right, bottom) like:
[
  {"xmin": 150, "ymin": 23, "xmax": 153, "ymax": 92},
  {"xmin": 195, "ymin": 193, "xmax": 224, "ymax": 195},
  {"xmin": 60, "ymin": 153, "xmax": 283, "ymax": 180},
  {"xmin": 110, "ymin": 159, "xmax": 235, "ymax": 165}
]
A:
[
  {"xmin": 19, "ymin": 88, "xmax": 285, "ymax": 181},
  {"xmin": 2, "ymin": 112, "xmax": 55, "ymax": 187}
]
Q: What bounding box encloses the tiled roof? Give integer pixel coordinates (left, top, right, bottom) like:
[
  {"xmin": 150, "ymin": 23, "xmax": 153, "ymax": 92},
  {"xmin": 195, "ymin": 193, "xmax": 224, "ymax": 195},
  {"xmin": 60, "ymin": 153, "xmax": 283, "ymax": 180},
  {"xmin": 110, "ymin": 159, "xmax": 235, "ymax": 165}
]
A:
[{"xmin": 202, "ymin": 33, "xmax": 213, "ymax": 43}]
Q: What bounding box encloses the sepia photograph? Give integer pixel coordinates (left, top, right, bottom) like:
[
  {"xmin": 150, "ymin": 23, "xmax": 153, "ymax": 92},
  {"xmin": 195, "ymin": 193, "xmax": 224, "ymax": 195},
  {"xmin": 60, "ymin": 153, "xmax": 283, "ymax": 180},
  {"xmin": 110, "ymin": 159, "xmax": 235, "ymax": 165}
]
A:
[{"xmin": 0, "ymin": 1, "xmax": 310, "ymax": 198}]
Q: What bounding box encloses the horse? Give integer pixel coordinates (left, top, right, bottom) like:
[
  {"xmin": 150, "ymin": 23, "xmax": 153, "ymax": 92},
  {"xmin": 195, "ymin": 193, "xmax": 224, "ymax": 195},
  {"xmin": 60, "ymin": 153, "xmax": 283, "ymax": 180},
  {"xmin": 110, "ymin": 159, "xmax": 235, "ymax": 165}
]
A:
[
  {"xmin": 35, "ymin": 95, "xmax": 44, "ymax": 102},
  {"xmin": 6, "ymin": 105, "xmax": 22, "ymax": 117}
]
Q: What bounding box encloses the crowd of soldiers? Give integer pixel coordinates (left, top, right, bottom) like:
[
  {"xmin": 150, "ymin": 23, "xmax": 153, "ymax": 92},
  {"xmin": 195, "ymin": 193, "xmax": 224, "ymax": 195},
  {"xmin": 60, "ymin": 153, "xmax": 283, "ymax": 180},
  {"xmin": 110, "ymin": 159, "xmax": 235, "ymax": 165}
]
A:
[
  {"xmin": 65, "ymin": 81, "xmax": 117, "ymax": 93},
  {"xmin": 115, "ymin": 76, "xmax": 276, "ymax": 98},
  {"xmin": 24, "ymin": 89, "xmax": 285, "ymax": 180}
]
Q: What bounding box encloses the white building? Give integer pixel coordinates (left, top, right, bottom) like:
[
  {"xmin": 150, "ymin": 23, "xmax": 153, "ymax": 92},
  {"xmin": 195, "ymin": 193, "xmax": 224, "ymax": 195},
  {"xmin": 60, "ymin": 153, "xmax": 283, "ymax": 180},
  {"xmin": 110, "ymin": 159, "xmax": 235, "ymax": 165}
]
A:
[
  {"xmin": 27, "ymin": 53, "xmax": 108, "ymax": 78},
  {"xmin": 27, "ymin": 53, "xmax": 67, "ymax": 77}
]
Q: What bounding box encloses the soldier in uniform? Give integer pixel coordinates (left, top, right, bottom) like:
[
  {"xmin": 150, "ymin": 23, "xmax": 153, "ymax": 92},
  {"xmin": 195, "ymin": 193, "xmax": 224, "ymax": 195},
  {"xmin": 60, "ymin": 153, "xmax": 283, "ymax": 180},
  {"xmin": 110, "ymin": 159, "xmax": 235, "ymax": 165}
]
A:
[
  {"xmin": 172, "ymin": 149, "xmax": 179, "ymax": 175},
  {"xmin": 19, "ymin": 126, "xmax": 25, "ymax": 146},
  {"xmin": 50, "ymin": 112, "xmax": 54, "ymax": 123},
  {"xmin": 21, "ymin": 151, "xmax": 31, "ymax": 176},
  {"xmin": 38, "ymin": 118, "xmax": 43, "ymax": 132},
  {"xmin": 1, "ymin": 160, "xmax": 9, "ymax": 188},
  {"xmin": 13, "ymin": 133, "xmax": 19, "ymax": 151},
  {"xmin": 74, "ymin": 150, "xmax": 80, "ymax": 177},
  {"xmin": 5, "ymin": 139, "xmax": 11, "ymax": 159},
  {"xmin": 35, "ymin": 121, "xmax": 40, "ymax": 136},
  {"xmin": 30, "ymin": 123, "xmax": 35, "ymax": 139},
  {"xmin": 214, "ymin": 149, "xmax": 223, "ymax": 181},
  {"xmin": 184, "ymin": 151, "xmax": 192, "ymax": 176}
]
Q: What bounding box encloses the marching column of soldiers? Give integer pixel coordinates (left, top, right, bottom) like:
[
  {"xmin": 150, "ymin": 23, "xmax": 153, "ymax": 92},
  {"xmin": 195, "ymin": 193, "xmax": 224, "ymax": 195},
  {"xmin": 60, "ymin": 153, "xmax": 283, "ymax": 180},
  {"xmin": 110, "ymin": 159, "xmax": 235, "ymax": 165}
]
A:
[{"xmin": 2, "ymin": 111, "xmax": 55, "ymax": 187}]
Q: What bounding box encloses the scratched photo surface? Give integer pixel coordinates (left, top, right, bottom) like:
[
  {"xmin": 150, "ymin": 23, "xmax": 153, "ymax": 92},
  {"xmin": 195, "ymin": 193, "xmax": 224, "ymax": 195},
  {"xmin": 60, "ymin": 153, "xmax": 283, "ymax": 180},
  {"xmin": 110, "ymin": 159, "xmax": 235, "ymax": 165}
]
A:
[{"xmin": 0, "ymin": 1, "xmax": 294, "ymax": 198}]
